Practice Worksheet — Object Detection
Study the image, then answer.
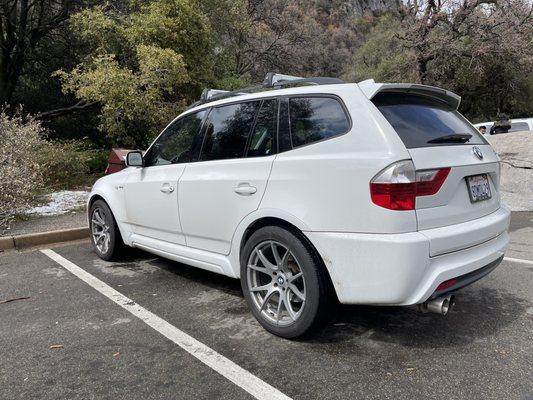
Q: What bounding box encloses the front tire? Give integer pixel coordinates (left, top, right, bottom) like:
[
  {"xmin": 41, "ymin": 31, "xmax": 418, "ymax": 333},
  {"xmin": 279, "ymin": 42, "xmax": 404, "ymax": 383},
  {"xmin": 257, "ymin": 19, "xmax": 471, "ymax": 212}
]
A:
[
  {"xmin": 240, "ymin": 225, "xmax": 331, "ymax": 338},
  {"xmin": 89, "ymin": 200, "xmax": 124, "ymax": 261}
]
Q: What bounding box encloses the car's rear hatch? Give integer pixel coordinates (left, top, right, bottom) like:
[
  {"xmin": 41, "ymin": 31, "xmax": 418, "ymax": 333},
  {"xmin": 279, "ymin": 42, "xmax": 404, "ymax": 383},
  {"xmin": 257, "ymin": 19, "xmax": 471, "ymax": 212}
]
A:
[{"xmin": 363, "ymin": 82, "xmax": 504, "ymax": 256}]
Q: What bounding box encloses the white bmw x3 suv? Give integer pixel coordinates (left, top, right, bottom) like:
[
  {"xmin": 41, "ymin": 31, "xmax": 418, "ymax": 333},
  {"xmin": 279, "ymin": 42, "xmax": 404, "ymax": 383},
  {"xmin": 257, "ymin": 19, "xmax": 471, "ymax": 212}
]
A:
[{"xmin": 88, "ymin": 73, "xmax": 510, "ymax": 338}]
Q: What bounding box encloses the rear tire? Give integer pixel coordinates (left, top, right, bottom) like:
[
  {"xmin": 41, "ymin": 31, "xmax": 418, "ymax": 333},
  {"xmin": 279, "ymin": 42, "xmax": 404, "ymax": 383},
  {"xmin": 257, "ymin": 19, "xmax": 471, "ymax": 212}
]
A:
[
  {"xmin": 240, "ymin": 225, "xmax": 331, "ymax": 339},
  {"xmin": 89, "ymin": 200, "xmax": 125, "ymax": 261}
]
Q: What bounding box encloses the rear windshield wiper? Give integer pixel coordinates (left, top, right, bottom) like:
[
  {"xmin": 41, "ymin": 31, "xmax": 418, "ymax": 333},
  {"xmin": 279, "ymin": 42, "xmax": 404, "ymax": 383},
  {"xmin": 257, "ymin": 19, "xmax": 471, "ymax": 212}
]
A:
[{"xmin": 427, "ymin": 133, "xmax": 472, "ymax": 144}]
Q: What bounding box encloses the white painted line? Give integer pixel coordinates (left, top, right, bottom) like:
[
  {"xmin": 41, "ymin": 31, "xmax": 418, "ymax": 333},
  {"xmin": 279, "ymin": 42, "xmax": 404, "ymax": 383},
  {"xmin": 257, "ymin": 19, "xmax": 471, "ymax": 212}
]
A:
[
  {"xmin": 504, "ymin": 256, "xmax": 533, "ymax": 266},
  {"xmin": 40, "ymin": 249, "xmax": 291, "ymax": 400}
]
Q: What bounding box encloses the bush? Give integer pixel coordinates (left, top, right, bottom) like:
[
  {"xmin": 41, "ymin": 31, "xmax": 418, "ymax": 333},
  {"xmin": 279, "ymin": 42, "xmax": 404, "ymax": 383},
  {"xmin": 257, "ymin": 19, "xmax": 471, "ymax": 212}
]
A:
[
  {"xmin": 85, "ymin": 149, "xmax": 109, "ymax": 175},
  {"xmin": 0, "ymin": 111, "xmax": 47, "ymax": 231},
  {"xmin": 38, "ymin": 140, "xmax": 91, "ymax": 190},
  {"xmin": 37, "ymin": 140, "xmax": 109, "ymax": 190}
]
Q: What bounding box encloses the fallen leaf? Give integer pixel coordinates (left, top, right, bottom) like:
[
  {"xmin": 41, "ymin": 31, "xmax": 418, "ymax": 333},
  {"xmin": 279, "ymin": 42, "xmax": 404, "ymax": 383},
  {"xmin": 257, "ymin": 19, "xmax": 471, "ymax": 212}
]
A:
[
  {"xmin": 50, "ymin": 345, "xmax": 63, "ymax": 349},
  {"xmin": 406, "ymin": 367, "xmax": 416, "ymax": 372}
]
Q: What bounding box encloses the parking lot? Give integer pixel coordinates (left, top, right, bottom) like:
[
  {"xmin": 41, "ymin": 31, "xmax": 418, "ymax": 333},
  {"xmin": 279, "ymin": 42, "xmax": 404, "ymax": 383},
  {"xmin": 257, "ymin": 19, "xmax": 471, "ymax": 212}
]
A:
[{"xmin": 1, "ymin": 213, "xmax": 532, "ymax": 400}]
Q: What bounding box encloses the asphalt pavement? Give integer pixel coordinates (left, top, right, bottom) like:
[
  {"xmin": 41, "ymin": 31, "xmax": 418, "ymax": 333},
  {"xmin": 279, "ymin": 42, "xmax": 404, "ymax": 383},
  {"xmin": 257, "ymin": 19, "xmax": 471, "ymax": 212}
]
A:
[{"xmin": 1, "ymin": 212, "xmax": 532, "ymax": 400}]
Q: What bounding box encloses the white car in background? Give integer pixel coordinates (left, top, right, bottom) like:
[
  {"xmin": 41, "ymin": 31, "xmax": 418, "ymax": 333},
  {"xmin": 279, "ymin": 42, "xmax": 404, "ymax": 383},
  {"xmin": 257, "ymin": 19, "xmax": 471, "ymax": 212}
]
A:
[
  {"xmin": 474, "ymin": 118, "xmax": 533, "ymax": 134},
  {"xmin": 87, "ymin": 74, "xmax": 510, "ymax": 338}
]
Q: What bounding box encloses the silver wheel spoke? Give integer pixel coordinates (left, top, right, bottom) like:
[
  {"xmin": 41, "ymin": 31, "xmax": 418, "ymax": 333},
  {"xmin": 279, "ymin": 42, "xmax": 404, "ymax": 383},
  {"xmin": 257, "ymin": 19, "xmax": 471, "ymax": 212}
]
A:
[
  {"xmin": 284, "ymin": 291, "xmax": 296, "ymax": 321},
  {"xmin": 94, "ymin": 211, "xmax": 105, "ymax": 225},
  {"xmin": 271, "ymin": 242, "xmax": 283, "ymax": 266},
  {"xmin": 250, "ymin": 283, "xmax": 271, "ymax": 292},
  {"xmin": 276, "ymin": 294, "xmax": 284, "ymax": 322},
  {"xmin": 288, "ymin": 271, "xmax": 303, "ymax": 283},
  {"xmin": 289, "ymin": 284, "xmax": 305, "ymax": 301},
  {"xmin": 248, "ymin": 264, "xmax": 270, "ymax": 275},
  {"xmin": 280, "ymin": 250, "xmax": 290, "ymax": 269},
  {"xmin": 257, "ymin": 249, "xmax": 277, "ymax": 271},
  {"xmin": 260, "ymin": 288, "xmax": 277, "ymax": 311},
  {"xmin": 91, "ymin": 218, "xmax": 104, "ymax": 228}
]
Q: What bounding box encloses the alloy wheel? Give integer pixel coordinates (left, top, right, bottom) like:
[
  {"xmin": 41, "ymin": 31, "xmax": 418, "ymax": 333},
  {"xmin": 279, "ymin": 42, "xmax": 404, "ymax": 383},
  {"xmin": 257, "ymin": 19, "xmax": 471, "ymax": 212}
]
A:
[
  {"xmin": 91, "ymin": 207, "xmax": 111, "ymax": 254},
  {"xmin": 246, "ymin": 240, "xmax": 306, "ymax": 326}
]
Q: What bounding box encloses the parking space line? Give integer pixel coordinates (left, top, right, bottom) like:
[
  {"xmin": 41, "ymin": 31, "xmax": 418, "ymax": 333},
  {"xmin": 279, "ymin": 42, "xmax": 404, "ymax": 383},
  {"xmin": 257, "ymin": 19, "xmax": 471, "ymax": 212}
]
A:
[
  {"xmin": 40, "ymin": 249, "xmax": 291, "ymax": 400},
  {"xmin": 504, "ymin": 256, "xmax": 533, "ymax": 266}
]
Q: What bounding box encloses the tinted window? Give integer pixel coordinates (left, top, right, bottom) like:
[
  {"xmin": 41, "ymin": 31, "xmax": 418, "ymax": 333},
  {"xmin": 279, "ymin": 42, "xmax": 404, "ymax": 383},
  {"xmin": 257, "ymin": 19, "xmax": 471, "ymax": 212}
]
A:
[
  {"xmin": 247, "ymin": 99, "xmax": 277, "ymax": 157},
  {"xmin": 200, "ymin": 102, "xmax": 260, "ymax": 161},
  {"xmin": 289, "ymin": 97, "xmax": 350, "ymax": 148},
  {"xmin": 509, "ymin": 122, "xmax": 529, "ymax": 132},
  {"xmin": 373, "ymin": 93, "xmax": 484, "ymax": 148},
  {"xmin": 145, "ymin": 110, "xmax": 206, "ymax": 167}
]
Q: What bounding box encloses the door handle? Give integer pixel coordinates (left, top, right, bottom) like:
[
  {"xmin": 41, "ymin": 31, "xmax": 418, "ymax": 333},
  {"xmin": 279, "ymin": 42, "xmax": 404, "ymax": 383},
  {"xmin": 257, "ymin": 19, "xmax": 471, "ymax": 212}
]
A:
[
  {"xmin": 234, "ymin": 184, "xmax": 257, "ymax": 196},
  {"xmin": 160, "ymin": 184, "xmax": 175, "ymax": 194}
]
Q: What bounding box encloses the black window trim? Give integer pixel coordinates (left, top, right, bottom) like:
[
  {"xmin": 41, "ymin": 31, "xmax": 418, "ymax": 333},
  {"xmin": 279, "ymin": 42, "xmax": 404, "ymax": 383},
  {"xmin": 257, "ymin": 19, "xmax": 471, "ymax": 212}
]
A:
[
  {"xmin": 143, "ymin": 92, "xmax": 351, "ymax": 166},
  {"xmin": 196, "ymin": 98, "xmax": 279, "ymax": 163},
  {"xmin": 244, "ymin": 98, "xmax": 279, "ymax": 158},
  {"xmin": 284, "ymin": 94, "xmax": 353, "ymax": 153},
  {"xmin": 143, "ymin": 109, "xmax": 210, "ymax": 168}
]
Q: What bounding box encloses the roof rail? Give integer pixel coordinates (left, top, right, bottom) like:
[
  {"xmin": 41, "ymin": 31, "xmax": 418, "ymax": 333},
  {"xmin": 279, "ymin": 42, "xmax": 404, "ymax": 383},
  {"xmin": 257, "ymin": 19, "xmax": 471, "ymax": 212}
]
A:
[
  {"xmin": 187, "ymin": 72, "xmax": 344, "ymax": 110},
  {"xmin": 200, "ymin": 89, "xmax": 232, "ymax": 102},
  {"xmin": 263, "ymin": 73, "xmax": 344, "ymax": 88}
]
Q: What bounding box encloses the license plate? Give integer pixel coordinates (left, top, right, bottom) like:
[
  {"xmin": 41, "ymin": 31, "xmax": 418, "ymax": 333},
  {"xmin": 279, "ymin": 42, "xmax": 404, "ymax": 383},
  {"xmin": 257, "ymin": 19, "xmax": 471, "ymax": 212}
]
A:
[{"xmin": 466, "ymin": 174, "xmax": 492, "ymax": 202}]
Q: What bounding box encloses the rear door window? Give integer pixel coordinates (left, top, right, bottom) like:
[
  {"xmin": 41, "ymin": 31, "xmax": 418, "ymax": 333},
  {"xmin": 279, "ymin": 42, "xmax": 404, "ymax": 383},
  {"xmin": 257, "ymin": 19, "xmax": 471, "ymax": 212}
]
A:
[
  {"xmin": 246, "ymin": 99, "xmax": 277, "ymax": 157},
  {"xmin": 289, "ymin": 97, "xmax": 350, "ymax": 148},
  {"xmin": 373, "ymin": 93, "xmax": 485, "ymax": 148},
  {"xmin": 200, "ymin": 101, "xmax": 261, "ymax": 161}
]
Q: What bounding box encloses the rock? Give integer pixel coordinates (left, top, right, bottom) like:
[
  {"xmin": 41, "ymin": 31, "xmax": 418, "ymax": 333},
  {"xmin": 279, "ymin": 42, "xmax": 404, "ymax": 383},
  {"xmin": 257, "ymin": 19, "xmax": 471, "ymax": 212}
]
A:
[{"xmin": 486, "ymin": 131, "xmax": 533, "ymax": 211}]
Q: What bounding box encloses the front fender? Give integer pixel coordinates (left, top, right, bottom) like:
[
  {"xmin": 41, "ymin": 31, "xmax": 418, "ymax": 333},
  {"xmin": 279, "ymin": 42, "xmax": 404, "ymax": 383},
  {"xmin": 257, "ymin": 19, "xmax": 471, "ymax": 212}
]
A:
[{"xmin": 88, "ymin": 171, "xmax": 131, "ymax": 244}]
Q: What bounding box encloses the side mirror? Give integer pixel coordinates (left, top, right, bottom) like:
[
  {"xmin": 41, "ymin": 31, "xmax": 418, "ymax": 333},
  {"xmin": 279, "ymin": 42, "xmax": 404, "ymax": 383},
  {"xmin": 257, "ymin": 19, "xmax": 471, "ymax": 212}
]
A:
[{"xmin": 126, "ymin": 151, "xmax": 143, "ymax": 167}]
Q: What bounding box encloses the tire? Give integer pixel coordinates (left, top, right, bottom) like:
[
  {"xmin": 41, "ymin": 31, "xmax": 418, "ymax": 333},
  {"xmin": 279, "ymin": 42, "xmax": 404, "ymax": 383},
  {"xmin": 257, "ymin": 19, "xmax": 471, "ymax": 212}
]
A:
[
  {"xmin": 89, "ymin": 199, "xmax": 125, "ymax": 261},
  {"xmin": 240, "ymin": 225, "xmax": 331, "ymax": 339}
]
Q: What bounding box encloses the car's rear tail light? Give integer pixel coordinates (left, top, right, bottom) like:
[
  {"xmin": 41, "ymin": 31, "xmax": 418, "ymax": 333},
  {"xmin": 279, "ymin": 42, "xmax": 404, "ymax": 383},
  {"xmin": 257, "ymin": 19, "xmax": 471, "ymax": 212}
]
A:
[{"xmin": 370, "ymin": 160, "xmax": 450, "ymax": 210}]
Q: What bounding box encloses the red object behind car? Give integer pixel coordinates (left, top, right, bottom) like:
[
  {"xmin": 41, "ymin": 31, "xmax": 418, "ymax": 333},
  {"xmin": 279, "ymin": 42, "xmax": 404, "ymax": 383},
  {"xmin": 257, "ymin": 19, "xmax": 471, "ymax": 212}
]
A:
[{"xmin": 105, "ymin": 149, "xmax": 136, "ymax": 174}]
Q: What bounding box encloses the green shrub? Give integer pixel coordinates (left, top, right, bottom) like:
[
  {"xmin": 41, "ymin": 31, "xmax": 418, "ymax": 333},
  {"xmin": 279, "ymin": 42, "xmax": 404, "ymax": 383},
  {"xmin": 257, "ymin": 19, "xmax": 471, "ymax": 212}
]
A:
[
  {"xmin": 85, "ymin": 150, "xmax": 109, "ymax": 174},
  {"xmin": 38, "ymin": 140, "xmax": 92, "ymax": 190},
  {"xmin": 0, "ymin": 111, "xmax": 47, "ymax": 231}
]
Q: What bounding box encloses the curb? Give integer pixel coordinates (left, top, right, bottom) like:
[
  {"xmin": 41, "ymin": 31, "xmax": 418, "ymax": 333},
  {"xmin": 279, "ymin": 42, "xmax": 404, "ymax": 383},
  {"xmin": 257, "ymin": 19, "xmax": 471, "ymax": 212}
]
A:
[{"xmin": 0, "ymin": 227, "xmax": 89, "ymax": 251}]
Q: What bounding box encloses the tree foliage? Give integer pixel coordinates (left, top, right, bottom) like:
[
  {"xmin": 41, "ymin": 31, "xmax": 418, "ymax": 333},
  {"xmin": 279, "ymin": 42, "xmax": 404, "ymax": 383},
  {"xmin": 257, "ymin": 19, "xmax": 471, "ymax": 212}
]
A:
[
  {"xmin": 56, "ymin": 0, "xmax": 218, "ymax": 147},
  {"xmin": 346, "ymin": 0, "xmax": 533, "ymax": 121},
  {"xmin": 1, "ymin": 0, "xmax": 531, "ymax": 147}
]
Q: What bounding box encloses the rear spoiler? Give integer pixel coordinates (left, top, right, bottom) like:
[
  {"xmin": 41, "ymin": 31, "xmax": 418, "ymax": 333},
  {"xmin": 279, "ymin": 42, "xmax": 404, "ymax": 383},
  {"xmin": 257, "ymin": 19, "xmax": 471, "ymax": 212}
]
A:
[{"xmin": 357, "ymin": 79, "xmax": 461, "ymax": 110}]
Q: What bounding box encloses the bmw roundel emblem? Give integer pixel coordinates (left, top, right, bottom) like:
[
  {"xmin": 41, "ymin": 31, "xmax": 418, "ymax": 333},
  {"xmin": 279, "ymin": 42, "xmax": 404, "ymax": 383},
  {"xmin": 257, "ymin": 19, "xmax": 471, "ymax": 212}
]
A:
[{"xmin": 472, "ymin": 146, "xmax": 483, "ymax": 160}]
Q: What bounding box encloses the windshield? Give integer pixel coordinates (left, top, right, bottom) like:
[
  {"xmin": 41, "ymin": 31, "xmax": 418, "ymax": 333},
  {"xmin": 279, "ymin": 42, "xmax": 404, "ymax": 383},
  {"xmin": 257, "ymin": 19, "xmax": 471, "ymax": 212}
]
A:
[{"xmin": 373, "ymin": 92, "xmax": 486, "ymax": 148}]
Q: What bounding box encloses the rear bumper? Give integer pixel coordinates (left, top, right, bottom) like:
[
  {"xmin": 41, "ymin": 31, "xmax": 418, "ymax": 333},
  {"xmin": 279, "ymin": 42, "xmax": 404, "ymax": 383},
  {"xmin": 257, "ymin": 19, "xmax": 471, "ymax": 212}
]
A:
[{"xmin": 304, "ymin": 206, "xmax": 510, "ymax": 305}]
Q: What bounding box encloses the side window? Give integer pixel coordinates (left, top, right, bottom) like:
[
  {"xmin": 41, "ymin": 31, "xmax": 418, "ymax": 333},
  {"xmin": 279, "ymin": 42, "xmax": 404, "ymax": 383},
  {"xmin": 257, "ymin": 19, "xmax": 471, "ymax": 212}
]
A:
[
  {"xmin": 145, "ymin": 110, "xmax": 206, "ymax": 167},
  {"xmin": 509, "ymin": 122, "xmax": 529, "ymax": 132},
  {"xmin": 246, "ymin": 99, "xmax": 277, "ymax": 157},
  {"xmin": 289, "ymin": 97, "xmax": 350, "ymax": 148},
  {"xmin": 200, "ymin": 101, "xmax": 260, "ymax": 161}
]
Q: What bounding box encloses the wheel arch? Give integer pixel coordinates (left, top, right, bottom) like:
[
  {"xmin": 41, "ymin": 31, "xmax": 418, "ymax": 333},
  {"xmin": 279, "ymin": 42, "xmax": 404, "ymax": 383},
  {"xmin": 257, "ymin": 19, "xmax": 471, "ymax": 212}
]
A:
[
  {"xmin": 230, "ymin": 212, "xmax": 338, "ymax": 302},
  {"xmin": 87, "ymin": 190, "xmax": 131, "ymax": 246}
]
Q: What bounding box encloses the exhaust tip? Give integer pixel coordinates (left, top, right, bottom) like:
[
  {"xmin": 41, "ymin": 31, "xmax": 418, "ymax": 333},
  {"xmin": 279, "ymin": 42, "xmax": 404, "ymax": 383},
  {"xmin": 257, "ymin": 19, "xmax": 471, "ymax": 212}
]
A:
[{"xmin": 418, "ymin": 295, "xmax": 455, "ymax": 315}]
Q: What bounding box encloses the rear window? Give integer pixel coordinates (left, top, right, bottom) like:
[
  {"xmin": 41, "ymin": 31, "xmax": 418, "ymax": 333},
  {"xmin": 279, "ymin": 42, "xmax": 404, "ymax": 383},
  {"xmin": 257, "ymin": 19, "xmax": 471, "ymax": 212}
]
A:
[
  {"xmin": 373, "ymin": 93, "xmax": 485, "ymax": 148},
  {"xmin": 509, "ymin": 122, "xmax": 529, "ymax": 132}
]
